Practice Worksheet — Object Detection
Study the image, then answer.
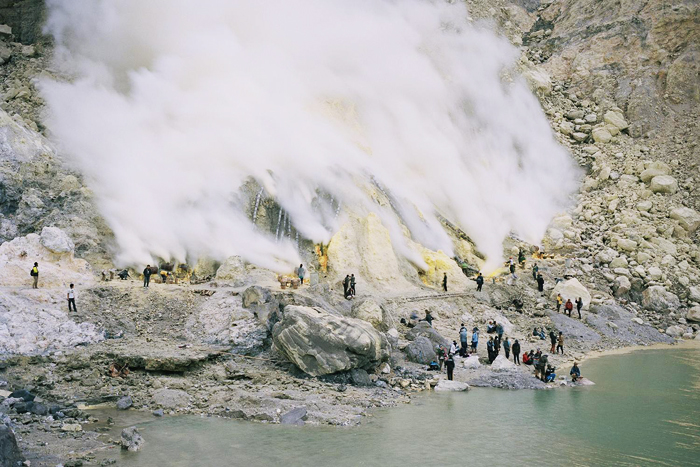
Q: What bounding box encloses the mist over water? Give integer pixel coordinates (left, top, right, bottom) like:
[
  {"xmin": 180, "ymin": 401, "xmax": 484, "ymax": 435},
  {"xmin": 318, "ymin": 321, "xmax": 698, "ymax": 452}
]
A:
[{"xmin": 40, "ymin": 0, "xmax": 578, "ymax": 271}]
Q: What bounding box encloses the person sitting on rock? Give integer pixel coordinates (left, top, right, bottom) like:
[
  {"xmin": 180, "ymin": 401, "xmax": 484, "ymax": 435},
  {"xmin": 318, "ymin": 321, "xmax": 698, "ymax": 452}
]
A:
[
  {"xmin": 487, "ymin": 321, "xmax": 496, "ymax": 333},
  {"xmin": 565, "ymin": 299, "xmax": 573, "ymax": 317},
  {"xmin": 545, "ymin": 364, "xmax": 556, "ymax": 383},
  {"xmin": 523, "ymin": 350, "xmax": 534, "ymax": 365},
  {"xmin": 570, "ymin": 362, "xmax": 581, "ymax": 382},
  {"xmin": 449, "ymin": 340, "xmax": 458, "ymax": 357}
]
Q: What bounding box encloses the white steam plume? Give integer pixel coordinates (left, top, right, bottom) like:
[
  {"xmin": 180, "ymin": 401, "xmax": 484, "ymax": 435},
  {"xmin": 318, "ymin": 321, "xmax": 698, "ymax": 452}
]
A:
[{"xmin": 40, "ymin": 0, "xmax": 578, "ymax": 271}]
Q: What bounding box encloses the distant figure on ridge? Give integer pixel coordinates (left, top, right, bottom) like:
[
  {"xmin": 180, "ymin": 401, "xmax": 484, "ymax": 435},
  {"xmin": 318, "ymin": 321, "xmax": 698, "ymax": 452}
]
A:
[
  {"xmin": 67, "ymin": 283, "xmax": 77, "ymax": 312},
  {"xmin": 143, "ymin": 265, "xmax": 152, "ymax": 288},
  {"xmin": 442, "ymin": 272, "xmax": 448, "ymax": 292},
  {"xmin": 475, "ymin": 272, "xmax": 484, "ymax": 292},
  {"xmin": 30, "ymin": 262, "xmax": 39, "ymax": 289}
]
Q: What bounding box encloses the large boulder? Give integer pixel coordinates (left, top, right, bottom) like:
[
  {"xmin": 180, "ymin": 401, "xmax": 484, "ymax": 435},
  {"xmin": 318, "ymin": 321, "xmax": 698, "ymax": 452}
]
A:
[
  {"xmin": 434, "ymin": 380, "xmax": 469, "ymax": 392},
  {"xmin": 404, "ymin": 336, "xmax": 437, "ymax": 364},
  {"xmin": 642, "ymin": 286, "xmax": 680, "ymax": 312},
  {"xmin": 214, "ymin": 256, "xmax": 247, "ymax": 284},
  {"xmin": 603, "ymin": 110, "xmax": 628, "ymax": 131},
  {"xmin": 0, "ymin": 425, "xmax": 25, "ymax": 467},
  {"xmin": 686, "ymin": 307, "xmax": 700, "ymax": 323},
  {"xmin": 40, "ymin": 226, "xmax": 75, "ymax": 254},
  {"xmin": 551, "ymin": 278, "xmax": 591, "ymax": 308},
  {"xmin": 670, "ymin": 207, "xmax": 700, "ymax": 234},
  {"xmin": 491, "ymin": 355, "xmax": 517, "ymax": 371},
  {"xmin": 405, "ymin": 321, "xmax": 449, "ymax": 348},
  {"xmin": 272, "ymin": 306, "xmax": 389, "ymax": 376},
  {"xmin": 640, "ymin": 161, "xmax": 671, "ymax": 182}
]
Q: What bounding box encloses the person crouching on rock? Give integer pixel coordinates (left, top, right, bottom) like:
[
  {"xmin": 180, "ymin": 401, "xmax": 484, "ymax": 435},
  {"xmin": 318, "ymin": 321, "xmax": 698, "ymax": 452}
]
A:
[
  {"xmin": 445, "ymin": 354, "xmax": 455, "ymax": 381},
  {"xmin": 570, "ymin": 362, "xmax": 581, "ymax": 382}
]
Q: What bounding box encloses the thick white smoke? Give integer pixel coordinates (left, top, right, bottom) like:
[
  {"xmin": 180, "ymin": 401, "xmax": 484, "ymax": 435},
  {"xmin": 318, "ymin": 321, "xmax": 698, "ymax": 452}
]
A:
[{"xmin": 40, "ymin": 0, "xmax": 578, "ymax": 271}]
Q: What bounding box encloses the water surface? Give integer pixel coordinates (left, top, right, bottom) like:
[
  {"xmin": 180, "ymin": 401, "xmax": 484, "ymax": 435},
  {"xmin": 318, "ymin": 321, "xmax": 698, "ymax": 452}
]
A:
[{"xmin": 108, "ymin": 344, "xmax": 700, "ymax": 466}]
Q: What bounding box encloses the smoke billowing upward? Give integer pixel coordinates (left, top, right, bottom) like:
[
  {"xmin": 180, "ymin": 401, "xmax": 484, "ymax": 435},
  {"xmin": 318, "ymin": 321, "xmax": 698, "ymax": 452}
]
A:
[{"xmin": 40, "ymin": 0, "xmax": 578, "ymax": 271}]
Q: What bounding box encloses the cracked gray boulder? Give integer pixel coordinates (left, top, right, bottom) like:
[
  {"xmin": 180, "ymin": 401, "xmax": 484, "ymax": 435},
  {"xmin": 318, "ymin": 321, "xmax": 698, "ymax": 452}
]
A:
[{"xmin": 272, "ymin": 305, "xmax": 389, "ymax": 376}]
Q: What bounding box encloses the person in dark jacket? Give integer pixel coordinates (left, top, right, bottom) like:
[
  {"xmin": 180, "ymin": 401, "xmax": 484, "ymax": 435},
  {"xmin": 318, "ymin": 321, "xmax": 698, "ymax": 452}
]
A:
[
  {"xmin": 537, "ymin": 273, "xmax": 545, "ymax": 292},
  {"xmin": 423, "ymin": 310, "xmax": 434, "ymax": 326},
  {"xmin": 143, "ymin": 265, "xmax": 152, "ymax": 288},
  {"xmin": 576, "ymin": 297, "xmax": 584, "ymax": 319},
  {"xmin": 487, "ymin": 337, "xmax": 495, "ymax": 363},
  {"xmin": 343, "ymin": 275, "xmax": 351, "ymax": 298},
  {"xmin": 350, "ymin": 274, "xmax": 356, "ymax": 297},
  {"xmin": 442, "ymin": 272, "xmax": 448, "ymax": 292},
  {"xmin": 459, "ymin": 324, "xmax": 469, "ymax": 357},
  {"xmin": 532, "ymin": 263, "xmax": 539, "ymax": 281},
  {"xmin": 496, "ymin": 323, "xmax": 504, "ymax": 340},
  {"xmin": 475, "ymin": 272, "xmax": 484, "ymax": 292},
  {"xmin": 570, "ymin": 362, "xmax": 581, "ymax": 382},
  {"xmin": 503, "ymin": 337, "xmax": 511, "ymax": 360},
  {"xmin": 512, "ymin": 340, "xmax": 521, "ymax": 364},
  {"xmin": 446, "ymin": 354, "xmax": 455, "ymax": 381},
  {"xmin": 494, "ymin": 335, "xmax": 501, "ymax": 357},
  {"xmin": 549, "ymin": 330, "xmax": 557, "ymax": 353},
  {"xmin": 437, "ymin": 345, "xmax": 447, "ymax": 371}
]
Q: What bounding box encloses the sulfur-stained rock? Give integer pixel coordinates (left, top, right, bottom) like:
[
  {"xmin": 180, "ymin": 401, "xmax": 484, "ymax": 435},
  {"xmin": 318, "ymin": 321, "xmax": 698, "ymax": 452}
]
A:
[{"xmin": 603, "ymin": 110, "xmax": 628, "ymax": 131}]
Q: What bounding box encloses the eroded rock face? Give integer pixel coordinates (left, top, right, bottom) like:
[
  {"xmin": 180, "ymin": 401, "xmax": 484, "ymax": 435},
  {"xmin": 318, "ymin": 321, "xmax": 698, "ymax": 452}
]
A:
[
  {"xmin": 642, "ymin": 286, "xmax": 680, "ymax": 312},
  {"xmin": 272, "ymin": 305, "xmax": 389, "ymax": 376}
]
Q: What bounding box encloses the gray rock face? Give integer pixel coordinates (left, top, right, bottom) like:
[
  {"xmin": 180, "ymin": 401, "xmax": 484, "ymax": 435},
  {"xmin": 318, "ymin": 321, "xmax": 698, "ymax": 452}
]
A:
[
  {"xmin": 272, "ymin": 306, "xmax": 389, "ymax": 376},
  {"xmin": 585, "ymin": 305, "xmax": 673, "ymax": 345},
  {"xmin": 120, "ymin": 426, "xmax": 145, "ymax": 452},
  {"xmin": 280, "ymin": 407, "xmax": 307, "ymax": 426},
  {"xmin": 642, "ymin": 286, "xmax": 680, "ymax": 312},
  {"xmin": 349, "ymin": 368, "xmax": 372, "ymax": 386},
  {"xmin": 405, "ymin": 322, "xmax": 449, "ymax": 348},
  {"xmin": 404, "ymin": 336, "xmax": 437, "ymax": 364},
  {"xmin": 0, "ymin": 424, "xmax": 24, "ymax": 467}
]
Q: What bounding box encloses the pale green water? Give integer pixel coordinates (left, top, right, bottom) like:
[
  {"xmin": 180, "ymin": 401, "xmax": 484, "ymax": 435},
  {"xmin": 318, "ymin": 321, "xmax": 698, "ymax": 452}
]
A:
[{"xmin": 108, "ymin": 345, "xmax": 700, "ymax": 466}]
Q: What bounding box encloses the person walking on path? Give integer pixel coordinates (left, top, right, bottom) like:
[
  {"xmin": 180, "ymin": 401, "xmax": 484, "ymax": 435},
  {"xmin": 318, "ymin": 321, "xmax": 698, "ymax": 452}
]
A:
[
  {"xmin": 556, "ymin": 293, "xmax": 563, "ymax": 313},
  {"xmin": 503, "ymin": 337, "xmax": 511, "ymax": 360},
  {"xmin": 549, "ymin": 330, "xmax": 557, "ymax": 353},
  {"xmin": 537, "ymin": 273, "xmax": 545, "ymax": 292},
  {"xmin": 343, "ymin": 275, "xmax": 351, "ymax": 298},
  {"xmin": 446, "ymin": 354, "xmax": 455, "ymax": 381},
  {"xmin": 556, "ymin": 332, "xmax": 565, "ymax": 354},
  {"xmin": 297, "ymin": 264, "xmax": 306, "ymax": 286},
  {"xmin": 476, "ymin": 272, "xmax": 484, "ymax": 292},
  {"xmin": 30, "ymin": 262, "xmax": 39, "ymax": 289},
  {"xmin": 512, "ymin": 340, "xmax": 521, "ymax": 364},
  {"xmin": 67, "ymin": 283, "xmax": 77, "ymax": 312},
  {"xmin": 576, "ymin": 297, "xmax": 584, "ymax": 319},
  {"xmin": 442, "ymin": 272, "xmax": 448, "ymax": 292},
  {"xmin": 471, "ymin": 327, "xmax": 479, "ymax": 352},
  {"xmin": 350, "ymin": 274, "xmax": 356, "ymax": 297},
  {"xmin": 565, "ymin": 299, "xmax": 573, "ymax": 317},
  {"xmin": 143, "ymin": 265, "xmax": 152, "ymax": 288},
  {"xmin": 459, "ymin": 324, "xmax": 469, "ymax": 357},
  {"xmin": 532, "ymin": 263, "xmax": 539, "ymax": 281}
]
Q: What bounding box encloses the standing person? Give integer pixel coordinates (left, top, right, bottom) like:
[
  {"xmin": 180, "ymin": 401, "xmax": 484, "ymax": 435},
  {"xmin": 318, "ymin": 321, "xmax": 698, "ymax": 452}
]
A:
[
  {"xmin": 446, "ymin": 354, "xmax": 455, "ymax": 381},
  {"xmin": 549, "ymin": 330, "xmax": 557, "ymax": 353},
  {"xmin": 67, "ymin": 283, "xmax": 77, "ymax": 312},
  {"xmin": 459, "ymin": 324, "xmax": 469, "ymax": 357},
  {"xmin": 494, "ymin": 334, "xmax": 501, "ymax": 357},
  {"xmin": 537, "ymin": 273, "xmax": 545, "ymax": 292},
  {"xmin": 471, "ymin": 327, "xmax": 479, "ymax": 352},
  {"xmin": 496, "ymin": 322, "xmax": 504, "ymax": 341},
  {"xmin": 423, "ymin": 310, "xmax": 434, "ymax": 327},
  {"xmin": 518, "ymin": 249, "xmax": 526, "ymax": 268},
  {"xmin": 556, "ymin": 293, "xmax": 563, "ymax": 313},
  {"xmin": 343, "ymin": 275, "xmax": 351, "ymax": 298},
  {"xmin": 509, "ymin": 258, "xmax": 517, "ymax": 283},
  {"xmin": 532, "ymin": 263, "xmax": 539, "ymax": 281},
  {"xmin": 487, "ymin": 337, "xmax": 495, "ymax": 363},
  {"xmin": 350, "ymin": 274, "xmax": 356, "ymax": 297},
  {"xmin": 565, "ymin": 299, "xmax": 573, "ymax": 317},
  {"xmin": 30, "ymin": 262, "xmax": 39, "ymax": 289},
  {"xmin": 512, "ymin": 339, "xmax": 521, "ymax": 364},
  {"xmin": 576, "ymin": 297, "xmax": 584, "ymax": 319},
  {"xmin": 557, "ymin": 332, "xmax": 565, "ymax": 354},
  {"xmin": 503, "ymin": 337, "xmax": 511, "ymax": 360},
  {"xmin": 442, "ymin": 272, "xmax": 448, "ymax": 292},
  {"xmin": 475, "ymin": 272, "xmax": 484, "ymax": 292},
  {"xmin": 437, "ymin": 345, "xmax": 447, "ymax": 371},
  {"xmin": 143, "ymin": 265, "xmax": 152, "ymax": 288},
  {"xmin": 297, "ymin": 264, "xmax": 306, "ymax": 286}
]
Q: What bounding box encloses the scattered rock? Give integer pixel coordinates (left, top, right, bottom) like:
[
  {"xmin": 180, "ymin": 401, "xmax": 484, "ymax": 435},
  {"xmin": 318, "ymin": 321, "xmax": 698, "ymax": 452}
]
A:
[
  {"xmin": 152, "ymin": 389, "xmax": 189, "ymax": 409},
  {"xmin": 650, "ymin": 175, "xmax": 678, "ymax": 194},
  {"xmin": 61, "ymin": 424, "xmax": 82, "ymax": 432},
  {"xmin": 592, "ymin": 127, "xmax": 612, "ymax": 143},
  {"xmin": 280, "ymin": 407, "xmax": 308, "ymax": 426},
  {"xmin": 640, "ymin": 161, "xmax": 671, "ymax": 182},
  {"xmin": 116, "ymin": 396, "xmax": 133, "ymax": 410},
  {"xmin": 121, "ymin": 426, "xmax": 145, "ymax": 452},
  {"xmin": 670, "ymin": 207, "xmax": 700, "ymax": 233},
  {"xmin": 603, "ymin": 110, "xmax": 628, "ymax": 130},
  {"xmin": 0, "ymin": 425, "xmax": 25, "ymax": 467},
  {"xmin": 434, "ymin": 380, "xmax": 469, "ymax": 392},
  {"xmin": 349, "ymin": 368, "xmax": 372, "ymax": 387},
  {"xmin": 642, "ymin": 286, "xmax": 680, "ymax": 312},
  {"xmin": 686, "ymin": 307, "xmax": 700, "ymax": 323},
  {"xmin": 152, "ymin": 409, "xmax": 164, "ymax": 417}
]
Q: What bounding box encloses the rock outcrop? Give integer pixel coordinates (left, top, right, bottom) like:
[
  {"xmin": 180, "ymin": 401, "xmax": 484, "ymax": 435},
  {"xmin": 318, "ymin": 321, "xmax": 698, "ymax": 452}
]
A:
[
  {"xmin": 0, "ymin": 424, "xmax": 24, "ymax": 467},
  {"xmin": 272, "ymin": 305, "xmax": 390, "ymax": 376}
]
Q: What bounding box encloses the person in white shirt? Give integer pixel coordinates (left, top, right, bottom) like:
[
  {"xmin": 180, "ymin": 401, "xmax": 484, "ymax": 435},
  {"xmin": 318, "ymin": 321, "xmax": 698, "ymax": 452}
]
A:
[{"xmin": 67, "ymin": 283, "xmax": 77, "ymax": 312}]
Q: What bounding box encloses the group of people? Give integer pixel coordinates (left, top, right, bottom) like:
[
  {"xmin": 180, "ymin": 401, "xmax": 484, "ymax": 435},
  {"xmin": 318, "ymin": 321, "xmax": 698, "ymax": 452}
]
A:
[
  {"xmin": 555, "ymin": 293, "xmax": 584, "ymax": 319},
  {"xmin": 342, "ymin": 274, "xmax": 357, "ymax": 299},
  {"xmin": 28, "ymin": 262, "xmax": 78, "ymax": 312}
]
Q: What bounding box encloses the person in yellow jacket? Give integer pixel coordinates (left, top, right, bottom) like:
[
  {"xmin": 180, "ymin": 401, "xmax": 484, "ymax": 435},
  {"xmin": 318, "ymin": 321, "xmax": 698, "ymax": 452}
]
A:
[
  {"xmin": 30, "ymin": 262, "xmax": 39, "ymax": 289},
  {"xmin": 556, "ymin": 293, "xmax": 563, "ymax": 313}
]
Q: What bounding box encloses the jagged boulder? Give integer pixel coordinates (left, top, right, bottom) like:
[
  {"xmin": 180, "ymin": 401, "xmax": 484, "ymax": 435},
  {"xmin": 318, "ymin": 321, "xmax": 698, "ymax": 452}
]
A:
[
  {"xmin": 642, "ymin": 286, "xmax": 680, "ymax": 312},
  {"xmin": 404, "ymin": 336, "xmax": 437, "ymax": 364},
  {"xmin": 272, "ymin": 306, "xmax": 389, "ymax": 376},
  {"xmin": 491, "ymin": 355, "xmax": 517, "ymax": 371},
  {"xmin": 121, "ymin": 426, "xmax": 145, "ymax": 452},
  {"xmin": 40, "ymin": 226, "xmax": 75, "ymax": 253},
  {"xmin": 551, "ymin": 278, "xmax": 591, "ymax": 308},
  {"xmin": 434, "ymin": 380, "xmax": 469, "ymax": 392},
  {"xmin": 686, "ymin": 306, "xmax": 700, "ymax": 323},
  {"xmin": 351, "ymin": 299, "xmax": 383, "ymax": 328},
  {"xmin": 405, "ymin": 321, "xmax": 449, "ymax": 348},
  {"xmin": 670, "ymin": 207, "xmax": 700, "ymax": 234}
]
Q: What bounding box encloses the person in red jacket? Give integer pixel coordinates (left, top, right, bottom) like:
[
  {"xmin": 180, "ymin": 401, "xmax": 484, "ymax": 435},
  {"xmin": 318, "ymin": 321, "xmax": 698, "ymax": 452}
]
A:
[{"xmin": 565, "ymin": 299, "xmax": 574, "ymax": 317}]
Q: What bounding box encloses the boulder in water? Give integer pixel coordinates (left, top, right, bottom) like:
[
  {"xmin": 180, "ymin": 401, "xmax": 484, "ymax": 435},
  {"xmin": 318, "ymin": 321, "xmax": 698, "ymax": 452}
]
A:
[
  {"xmin": 121, "ymin": 426, "xmax": 145, "ymax": 452},
  {"xmin": 272, "ymin": 305, "xmax": 389, "ymax": 376},
  {"xmin": 434, "ymin": 380, "xmax": 469, "ymax": 392}
]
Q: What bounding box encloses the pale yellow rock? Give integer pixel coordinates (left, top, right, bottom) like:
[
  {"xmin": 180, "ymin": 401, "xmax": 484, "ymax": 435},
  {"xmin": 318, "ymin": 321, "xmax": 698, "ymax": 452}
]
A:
[{"xmin": 416, "ymin": 247, "xmax": 470, "ymax": 290}]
